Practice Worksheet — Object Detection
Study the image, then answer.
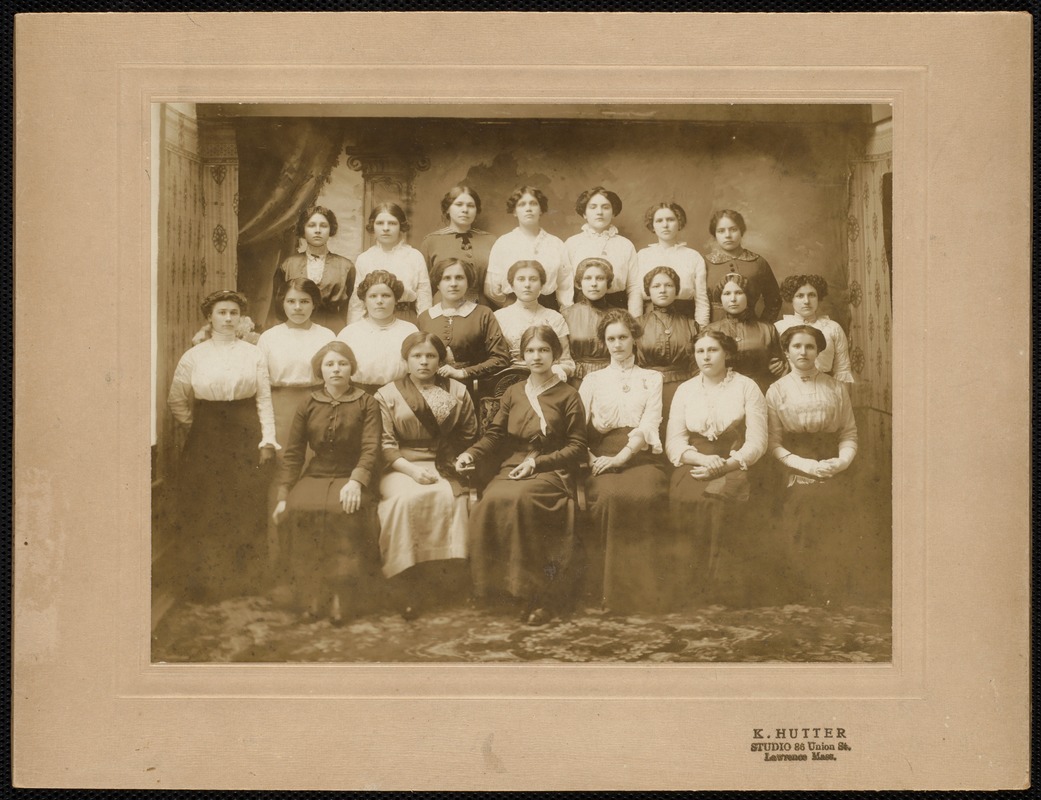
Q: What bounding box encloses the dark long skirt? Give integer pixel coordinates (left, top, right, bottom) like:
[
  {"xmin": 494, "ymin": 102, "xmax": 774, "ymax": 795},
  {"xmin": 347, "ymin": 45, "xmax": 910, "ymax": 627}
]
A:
[
  {"xmin": 173, "ymin": 398, "xmax": 271, "ymax": 601},
  {"xmin": 468, "ymin": 463, "xmax": 577, "ymax": 611},
  {"xmin": 584, "ymin": 427, "xmax": 669, "ymax": 611}
]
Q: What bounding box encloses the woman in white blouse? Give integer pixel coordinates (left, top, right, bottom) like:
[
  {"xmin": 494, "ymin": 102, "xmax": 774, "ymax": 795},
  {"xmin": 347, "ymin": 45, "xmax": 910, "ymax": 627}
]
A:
[
  {"xmin": 774, "ymin": 274, "xmax": 854, "ymax": 383},
  {"xmin": 167, "ymin": 290, "xmax": 278, "ymax": 602},
  {"xmin": 665, "ymin": 329, "xmax": 768, "ymax": 607},
  {"xmin": 493, "ymin": 260, "xmax": 576, "ymax": 381},
  {"xmin": 338, "ymin": 269, "xmax": 419, "ymax": 394},
  {"xmin": 637, "ymin": 202, "xmax": 710, "ymax": 326},
  {"xmin": 578, "ymin": 310, "xmax": 669, "ymax": 612},
  {"xmin": 485, "ymin": 185, "xmax": 571, "ymax": 310},
  {"xmin": 564, "ymin": 186, "xmax": 642, "ymax": 317},
  {"xmin": 347, "ymin": 202, "xmax": 432, "ymax": 325}
]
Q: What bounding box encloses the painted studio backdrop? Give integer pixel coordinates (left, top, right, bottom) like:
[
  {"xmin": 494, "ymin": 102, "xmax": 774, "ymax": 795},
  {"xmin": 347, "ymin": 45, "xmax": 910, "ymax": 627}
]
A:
[{"xmin": 151, "ymin": 103, "xmax": 893, "ymax": 662}]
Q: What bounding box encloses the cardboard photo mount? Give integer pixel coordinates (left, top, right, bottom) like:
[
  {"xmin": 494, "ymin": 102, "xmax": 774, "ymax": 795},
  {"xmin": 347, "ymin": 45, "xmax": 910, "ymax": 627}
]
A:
[{"xmin": 13, "ymin": 12, "xmax": 1030, "ymax": 790}]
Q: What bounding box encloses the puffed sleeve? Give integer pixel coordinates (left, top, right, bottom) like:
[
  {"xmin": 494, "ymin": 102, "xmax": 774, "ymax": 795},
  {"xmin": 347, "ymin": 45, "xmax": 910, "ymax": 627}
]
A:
[
  {"xmin": 351, "ymin": 394, "xmax": 382, "ymax": 488},
  {"xmin": 758, "ymin": 256, "xmax": 782, "ymax": 323},
  {"xmin": 635, "ymin": 370, "xmax": 664, "ymax": 454},
  {"xmin": 733, "ymin": 378, "xmax": 768, "ymax": 467},
  {"xmin": 532, "ymin": 388, "xmax": 588, "ymax": 471},
  {"xmin": 375, "ymin": 387, "xmax": 403, "ymax": 465},
  {"xmin": 830, "ymin": 322, "xmax": 855, "ymax": 384},
  {"xmin": 277, "ymin": 401, "xmax": 311, "ymax": 501},
  {"xmin": 665, "ymin": 380, "xmax": 693, "ymax": 466},
  {"xmin": 166, "ymin": 348, "xmax": 196, "ymax": 425},
  {"xmin": 253, "ymin": 350, "xmax": 280, "ymax": 449}
]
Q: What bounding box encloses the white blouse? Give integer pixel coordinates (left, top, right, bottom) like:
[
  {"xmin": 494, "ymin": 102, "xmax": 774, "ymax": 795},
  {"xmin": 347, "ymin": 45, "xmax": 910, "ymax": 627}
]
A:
[
  {"xmin": 493, "ymin": 302, "xmax": 576, "ymax": 379},
  {"xmin": 578, "ymin": 359, "xmax": 663, "ymax": 454},
  {"xmin": 564, "ymin": 225, "xmax": 642, "ymax": 317},
  {"xmin": 765, "ymin": 371, "xmax": 858, "ymax": 454},
  {"xmin": 637, "ymin": 242, "xmax": 710, "ymax": 326},
  {"xmin": 167, "ymin": 334, "xmax": 279, "ymax": 448},
  {"xmin": 774, "ymin": 315, "xmax": 854, "ymax": 383},
  {"xmin": 485, "ymin": 227, "xmax": 572, "ymax": 308},
  {"xmin": 347, "ymin": 241, "xmax": 433, "ymax": 324},
  {"xmin": 256, "ymin": 322, "xmax": 336, "ymax": 386},
  {"xmin": 337, "ymin": 317, "xmax": 418, "ymax": 386},
  {"xmin": 665, "ymin": 369, "xmax": 768, "ymax": 468}
]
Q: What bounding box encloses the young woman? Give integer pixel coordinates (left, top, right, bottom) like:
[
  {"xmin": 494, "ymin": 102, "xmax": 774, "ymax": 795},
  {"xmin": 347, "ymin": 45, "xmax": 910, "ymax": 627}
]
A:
[
  {"xmin": 493, "ymin": 260, "xmax": 576, "ymax": 381},
  {"xmin": 706, "ymin": 273, "xmax": 785, "ymax": 395},
  {"xmin": 419, "ymin": 184, "xmax": 496, "ymax": 307},
  {"xmin": 775, "ymin": 274, "xmax": 854, "ymax": 383},
  {"xmin": 272, "ymin": 341, "xmax": 382, "ymax": 624},
  {"xmin": 375, "ymin": 332, "xmax": 479, "ymax": 620},
  {"xmin": 485, "ymin": 185, "xmax": 571, "ymax": 310},
  {"xmin": 269, "ymin": 205, "xmax": 356, "ymax": 332},
  {"xmin": 347, "ymin": 202, "xmax": 432, "ymax": 325},
  {"xmin": 561, "ymin": 257, "xmax": 613, "ymax": 386},
  {"xmin": 564, "ymin": 186, "xmax": 642, "ymax": 317},
  {"xmin": 455, "ymin": 325, "xmax": 588, "ymax": 626},
  {"xmin": 417, "ymin": 258, "xmax": 510, "ymax": 384},
  {"xmin": 637, "ymin": 202, "xmax": 709, "ymax": 325},
  {"xmin": 167, "ymin": 290, "xmax": 278, "ymax": 601},
  {"xmin": 578, "ymin": 310, "xmax": 669, "ymax": 612},
  {"xmin": 338, "ymin": 270, "xmax": 419, "ymax": 394},
  {"xmin": 705, "ymin": 209, "xmax": 781, "ymax": 323}
]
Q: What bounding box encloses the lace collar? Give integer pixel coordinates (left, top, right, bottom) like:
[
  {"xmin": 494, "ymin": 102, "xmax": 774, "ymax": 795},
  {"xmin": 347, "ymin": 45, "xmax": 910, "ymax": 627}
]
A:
[{"xmin": 581, "ymin": 223, "xmax": 618, "ymax": 239}]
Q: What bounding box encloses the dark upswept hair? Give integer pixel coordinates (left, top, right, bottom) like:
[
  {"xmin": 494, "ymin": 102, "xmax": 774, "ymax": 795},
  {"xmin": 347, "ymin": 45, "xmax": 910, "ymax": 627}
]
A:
[
  {"xmin": 780, "ymin": 274, "xmax": 830, "ymax": 303},
  {"xmin": 506, "ymin": 185, "xmax": 549, "ymax": 214},
  {"xmin": 431, "ymin": 257, "xmax": 476, "ymax": 289},
  {"xmin": 642, "ymin": 265, "xmax": 681, "ymax": 295},
  {"xmin": 519, "ymin": 324, "xmax": 563, "ymax": 361},
  {"xmin": 357, "ymin": 269, "xmax": 405, "ymax": 302},
  {"xmin": 779, "ymin": 323, "xmax": 827, "ymax": 354},
  {"xmin": 365, "ymin": 202, "xmax": 410, "ymax": 233},
  {"xmin": 644, "ymin": 202, "xmax": 688, "ymax": 232},
  {"xmin": 296, "ymin": 205, "xmax": 339, "ymax": 238},
  {"xmin": 507, "ymin": 259, "xmax": 547, "ymax": 285},
  {"xmin": 273, "ymin": 278, "xmax": 323, "ymax": 322},
  {"xmin": 573, "ymin": 257, "xmax": 615, "ymax": 288},
  {"xmin": 596, "ymin": 309, "xmax": 643, "ymax": 345},
  {"xmin": 575, "ymin": 186, "xmax": 622, "ymax": 217},
  {"xmin": 694, "ymin": 329, "xmax": 739, "ymax": 361},
  {"xmin": 311, "ymin": 340, "xmax": 358, "ymax": 383},
  {"xmin": 712, "ymin": 271, "xmax": 758, "ymax": 305},
  {"xmin": 708, "ymin": 208, "xmax": 747, "ymax": 236},
  {"xmin": 201, "ymin": 289, "xmax": 248, "ymax": 318},
  {"xmin": 440, "ymin": 184, "xmax": 482, "ymax": 218},
  {"xmin": 401, "ymin": 331, "xmax": 448, "ymax": 363}
]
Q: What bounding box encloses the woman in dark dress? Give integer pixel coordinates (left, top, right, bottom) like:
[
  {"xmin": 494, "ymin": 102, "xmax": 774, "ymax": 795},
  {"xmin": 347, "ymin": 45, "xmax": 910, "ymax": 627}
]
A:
[
  {"xmin": 706, "ymin": 272, "xmax": 785, "ymax": 395},
  {"xmin": 418, "ymin": 184, "xmax": 496, "ymax": 307},
  {"xmin": 455, "ymin": 325, "xmax": 587, "ymax": 626},
  {"xmin": 705, "ymin": 209, "xmax": 781, "ymax": 323},
  {"xmin": 272, "ymin": 341, "xmax": 382, "ymax": 624},
  {"xmin": 562, "ymin": 257, "xmax": 613, "ymax": 387}
]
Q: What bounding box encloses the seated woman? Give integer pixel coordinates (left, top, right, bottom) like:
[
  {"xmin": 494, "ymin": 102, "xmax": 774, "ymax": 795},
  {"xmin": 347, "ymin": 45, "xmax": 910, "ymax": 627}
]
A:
[
  {"xmin": 637, "ymin": 202, "xmax": 709, "ymax": 325},
  {"xmin": 455, "ymin": 325, "xmax": 588, "ymax": 626},
  {"xmin": 417, "ymin": 258, "xmax": 510, "ymax": 385},
  {"xmin": 766, "ymin": 324, "xmax": 858, "ymax": 605},
  {"xmin": 562, "ymin": 257, "xmax": 613, "ymax": 387},
  {"xmin": 375, "ymin": 332, "xmax": 479, "ymax": 620},
  {"xmin": 578, "ymin": 310, "xmax": 669, "ymax": 612},
  {"xmin": 705, "ymin": 209, "xmax": 782, "ymax": 323},
  {"xmin": 666, "ymin": 330, "xmax": 768, "ymax": 607},
  {"xmin": 338, "ymin": 269, "xmax": 419, "ymax": 394},
  {"xmin": 707, "ymin": 272, "xmax": 785, "ymax": 395},
  {"xmin": 167, "ymin": 290, "xmax": 277, "ymax": 602},
  {"xmin": 493, "ymin": 259, "xmax": 576, "ymax": 381},
  {"xmin": 272, "ymin": 341, "xmax": 382, "ymax": 625},
  {"xmin": 418, "ymin": 183, "xmax": 496, "ymax": 307},
  {"xmin": 775, "ymin": 274, "xmax": 854, "ymax": 383}
]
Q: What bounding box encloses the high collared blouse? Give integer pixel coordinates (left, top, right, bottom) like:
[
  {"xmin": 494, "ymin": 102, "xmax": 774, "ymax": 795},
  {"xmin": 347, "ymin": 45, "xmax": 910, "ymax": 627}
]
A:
[
  {"xmin": 765, "ymin": 370, "xmax": 858, "ymax": 454},
  {"xmin": 493, "ymin": 302, "xmax": 576, "ymax": 378},
  {"xmin": 774, "ymin": 315, "xmax": 854, "ymax": 383},
  {"xmin": 348, "ymin": 241, "xmax": 433, "ymax": 324},
  {"xmin": 705, "ymin": 248, "xmax": 782, "ymax": 323},
  {"xmin": 485, "ymin": 226, "xmax": 572, "ymax": 308},
  {"xmin": 563, "ymin": 225, "xmax": 642, "ymax": 317},
  {"xmin": 637, "ymin": 306, "xmax": 701, "ymax": 384},
  {"xmin": 337, "ymin": 317, "xmax": 419, "ymax": 387},
  {"xmin": 561, "ymin": 297, "xmax": 610, "ymax": 379},
  {"xmin": 578, "ymin": 359, "xmax": 664, "ymax": 454},
  {"xmin": 417, "ymin": 301, "xmax": 510, "ymax": 380},
  {"xmin": 636, "ymin": 241, "xmax": 710, "ymax": 326}
]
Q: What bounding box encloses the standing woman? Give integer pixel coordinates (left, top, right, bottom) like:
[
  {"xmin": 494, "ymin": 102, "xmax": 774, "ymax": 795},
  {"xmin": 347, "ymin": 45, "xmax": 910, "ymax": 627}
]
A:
[
  {"xmin": 375, "ymin": 332, "xmax": 480, "ymax": 620},
  {"xmin": 493, "ymin": 260, "xmax": 576, "ymax": 381},
  {"xmin": 775, "ymin": 274, "xmax": 854, "ymax": 383},
  {"xmin": 766, "ymin": 325, "xmax": 858, "ymax": 605},
  {"xmin": 348, "ymin": 202, "xmax": 432, "ymax": 325},
  {"xmin": 419, "ymin": 184, "xmax": 496, "ymax": 307},
  {"xmin": 562, "ymin": 257, "xmax": 613, "ymax": 387},
  {"xmin": 485, "ymin": 185, "xmax": 571, "ymax": 310},
  {"xmin": 338, "ymin": 270, "xmax": 419, "ymax": 394},
  {"xmin": 665, "ymin": 330, "xmax": 768, "ymax": 606},
  {"xmin": 455, "ymin": 325, "xmax": 588, "ymax": 626},
  {"xmin": 637, "ymin": 202, "xmax": 710, "ymax": 326},
  {"xmin": 564, "ymin": 186, "xmax": 642, "ymax": 317},
  {"xmin": 707, "ymin": 273, "xmax": 785, "ymax": 395},
  {"xmin": 417, "ymin": 258, "xmax": 510, "ymax": 385},
  {"xmin": 705, "ymin": 209, "xmax": 781, "ymax": 323},
  {"xmin": 167, "ymin": 290, "xmax": 278, "ymax": 601},
  {"xmin": 272, "ymin": 341, "xmax": 382, "ymax": 624},
  {"xmin": 269, "ymin": 205, "xmax": 356, "ymax": 332},
  {"xmin": 578, "ymin": 310, "xmax": 669, "ymax": 612}
]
